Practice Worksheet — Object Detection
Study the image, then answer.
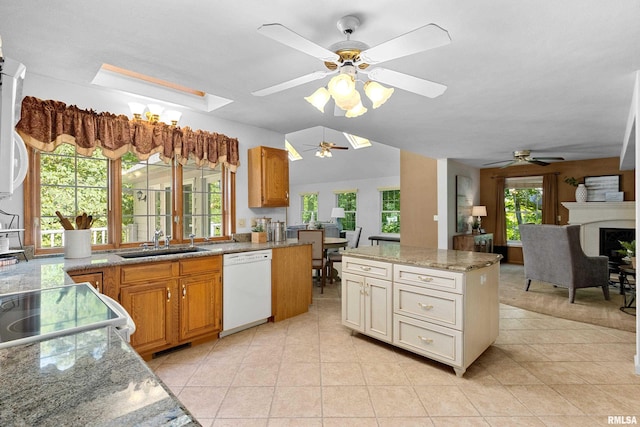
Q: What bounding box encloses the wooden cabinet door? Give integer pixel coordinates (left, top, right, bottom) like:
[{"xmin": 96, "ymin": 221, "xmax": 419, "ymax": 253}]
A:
[
  {"xmin": 121, "ymin": 280, "xmax": 177, "ymax": 353},
  {"xmin": 271, "ymin": 245, "xmax": 312, "ymax": 321},
  {"xmin": 364, "ymin": 277, "xmax": 393, "ymax": 343},
  {"xmin": 248, "ymin": 146, "xmax": 289, "ymax": 207},
  {"xmin": 69, "ymin": 271, "xmax": 104, "ymax": 293},
  {"xmin": 341, "ymin": 272, "xmax": 365, "ymax": 332},
  {"xmin": 179, "ymin": 273, "xmax": 221, "ymax": 341}
]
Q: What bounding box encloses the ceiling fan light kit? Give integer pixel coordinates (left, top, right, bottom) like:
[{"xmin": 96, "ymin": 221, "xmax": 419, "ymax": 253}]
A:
[{"xmin": 254, "ymin": 15, "xmax": 450, "ymax": 118}]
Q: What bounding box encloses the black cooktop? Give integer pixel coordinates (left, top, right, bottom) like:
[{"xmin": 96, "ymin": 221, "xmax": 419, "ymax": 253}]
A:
[{"xmin": 0, "ymin": 284, "xmax": 123, "ymax": 349}]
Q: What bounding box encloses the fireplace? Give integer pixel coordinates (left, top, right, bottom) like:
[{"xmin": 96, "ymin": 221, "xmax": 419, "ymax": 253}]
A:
[
  {"xmin": 599, "ymin": 227, "xmax": 635, "ymax": 264},
  {"xmin": 561, "ymin": 201, "xmax": 635, "ymax": 256}
]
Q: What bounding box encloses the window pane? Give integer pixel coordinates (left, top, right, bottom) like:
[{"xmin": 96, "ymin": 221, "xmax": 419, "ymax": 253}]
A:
[
  {"xmin": 121, "ymin": 153, "xmax": 172, "ymax": 243},
  {"xmin": 504, "ymin": 187, "xmax": 543, "ymax": 241},
  {"xmin": 337, "ymin": 192, "xmax": 357, "ymax": 231},
  {"xmin": 380, "ymin": 190, "xmax": 400, "ymax": 234},
  {"xmin": 301, "ymin": 194, "xmax": 318, "ymax": 223},
  {"xmin": 182, "ymin": 163, "xmax": 223, "ymax": 238},
  {"xmin": 39, "ymin": 146, "xmax": 108, "ymax": 248}
]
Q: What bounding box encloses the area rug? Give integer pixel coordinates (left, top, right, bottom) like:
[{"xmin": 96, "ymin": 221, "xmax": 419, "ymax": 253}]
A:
[{"xmin": 499, "ymin": 263, "xmax": 636, "ymax": 332}]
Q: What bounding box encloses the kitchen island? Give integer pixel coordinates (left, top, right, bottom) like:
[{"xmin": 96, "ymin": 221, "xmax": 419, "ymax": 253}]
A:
[
  {"xmin": 341, "ymin": 244, "xmax": 502, "ymax": 377},
  {"xmin": 0, "ymin": 239, "xmax": 310, "ymax": 426}
]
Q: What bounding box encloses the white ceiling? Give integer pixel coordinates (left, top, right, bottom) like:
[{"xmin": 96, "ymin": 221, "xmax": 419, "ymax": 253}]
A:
[{"xmin": 1, "ymin": 0, "xmax": 639, "ymax": 168}]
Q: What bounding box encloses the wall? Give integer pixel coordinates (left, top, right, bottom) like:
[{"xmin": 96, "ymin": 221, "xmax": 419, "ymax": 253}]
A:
[
  {"xmin": 0, "ymin": 72, "xmax": 286, "ymax": 246},
  {"xmin": 288, "ymin": 175, "xmax": 400, "ymax": 246},
  {"xmin": 479, "ymin": 157, "xmax": 636, "ymax": 263}
]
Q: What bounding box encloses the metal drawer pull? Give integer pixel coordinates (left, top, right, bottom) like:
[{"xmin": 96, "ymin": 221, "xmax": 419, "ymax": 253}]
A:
[
  {"xmin": 418, "ymin": 336, "xmax": 433, "ymax": 344},
  {"xmin": 359, "ymin": 266, "xmax": 371, "ymax": 271},
  {"xmin": 182, "ymin": 285, "xmax": 186, "ymax": 297},
  {"xmin": 417, "ymin": 275, "xmax": 433, "ymax": 282},
  {"xmin": 417, "ymin": 302, "xmax": 434, "ymax": 310},
  {"xmin": 167, "ymin": 288, "xmax": 171, "ymax": 301}
]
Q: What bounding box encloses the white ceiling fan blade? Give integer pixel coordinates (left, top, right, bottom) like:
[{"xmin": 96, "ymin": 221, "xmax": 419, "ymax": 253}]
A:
[
  {"xmin": 252, "ymin": 70, "xmax": 334, "ymax": 97},
  {"xmin": 359, "ymin": 24, "xmax": 451, "ymax": 65},
  {"xmin": 364, "ymin": 67, "xmax": 447, "ymax": 98},
  {"xmin": 258, "ymin": 23, "xmax": 340, "ymax": 63}
]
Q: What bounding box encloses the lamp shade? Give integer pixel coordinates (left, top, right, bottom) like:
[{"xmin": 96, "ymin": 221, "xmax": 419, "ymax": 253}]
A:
[
  {"xmin": 471, "ymin": 206, "xmax": 487, "ymax": 217},
  {"xmin": 331, "ymin": 207, "xmax": 345, "ymax": 218}
]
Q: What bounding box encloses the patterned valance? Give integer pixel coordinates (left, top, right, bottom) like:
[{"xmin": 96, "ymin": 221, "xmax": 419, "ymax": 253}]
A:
[{"xmin": 16, "ymin": 96, "xmax": 240, "ymax": 171}]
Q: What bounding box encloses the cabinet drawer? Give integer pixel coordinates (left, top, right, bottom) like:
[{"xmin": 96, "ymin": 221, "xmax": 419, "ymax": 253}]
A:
[
  {"xmin": 342, "ymin": 256, "xmax": 392, "ymax": 280},
  {"xmin": 394, "ymin": 264, "xmax": 462, "ymax": 293},
  {"xmin": 179, "ymin": 256, "xmax": 221, "ymax": 275},
  {"xmin": 393, "ymin": 314, "xmax": 462, "ymax": 366},
  {"xmin": 121, "ymin": 262, "xmax": 174, "ymax": 283},
  {"xmin": 394, "ymin": 284, "xmax": 462, "ymax": 330}
]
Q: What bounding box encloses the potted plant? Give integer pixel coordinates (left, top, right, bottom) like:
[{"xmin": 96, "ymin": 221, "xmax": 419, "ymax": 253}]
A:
[
  {"xmin": 617, "ymin": 240, "xmax": 636, "ymax": 268},
  {"xmin": 251, "ymin": 225, "xmax": 267, "ymax": 243}
]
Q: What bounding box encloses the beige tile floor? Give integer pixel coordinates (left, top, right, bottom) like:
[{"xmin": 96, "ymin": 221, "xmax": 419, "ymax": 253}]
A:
[{"xmin": 149, "ymin": 279, "xmax": 639, "ymax": 426}]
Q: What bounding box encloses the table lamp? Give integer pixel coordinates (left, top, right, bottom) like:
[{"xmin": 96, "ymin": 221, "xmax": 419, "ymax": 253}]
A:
[
  {"xmin": 471, "ymin": 205, "xmax": 487, "ymax": 233},
  {"xmin": 331, "ymin": 207, "xmax": 345, "ymax": 232}
]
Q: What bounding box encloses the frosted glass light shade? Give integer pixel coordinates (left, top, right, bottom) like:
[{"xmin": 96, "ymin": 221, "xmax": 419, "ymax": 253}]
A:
[
  {"xmin": 327, "ymin": 74, "xmax": 355, "ymax": 98},
  {"xmin": 305, "ymin": 87, "xmax": 331, "ymax": 112},
  {"xmin": 128, "ymin": 102, "xmax": 146, "ymax": 115},
  {"xmin": 334, "ymin": 89, "xmax": 361, "ymax": 111},
  {"xmin": 364, "ymin": 81, "xmax": 394, "ymax": 109},
  {"xmin": 345, "ymin": 100, "xmax": 367, "ymax": 118},
  {"xmin": 147, "ymin": 104, "xmax": 164, "ymax": 116}
]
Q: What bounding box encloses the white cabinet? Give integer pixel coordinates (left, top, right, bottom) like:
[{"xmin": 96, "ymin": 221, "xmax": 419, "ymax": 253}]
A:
[
  {"xmin": 341, "ymin": 261, "xmax": 393, "ymax": 343},
  {"xmin": 341, "ymin": 255, "xmax": 499, "ymax": 377}
]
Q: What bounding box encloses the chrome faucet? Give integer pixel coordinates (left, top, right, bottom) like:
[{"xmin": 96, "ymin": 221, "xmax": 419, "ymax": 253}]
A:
[
  {"xmin": 153, "ymin": 229, "xmax": 164, "ymax": 249},
  {"xmin": 189, "ymin": 234, "xmax": 196, "ymax": 248},
  {"xmin": 164, "ymin": 235, "xmax": 171, "ymax": 248}
]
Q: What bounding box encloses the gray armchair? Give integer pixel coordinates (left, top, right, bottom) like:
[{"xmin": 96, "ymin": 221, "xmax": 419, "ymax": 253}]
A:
[{"xmin": 519, "ymin": 224, "xmax": 610, "ymax": 303}]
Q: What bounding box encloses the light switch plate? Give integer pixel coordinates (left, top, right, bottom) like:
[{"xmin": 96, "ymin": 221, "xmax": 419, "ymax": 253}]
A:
[{"xmin": 238, "ymin": 218, "xmax": 246, "ymax": 227}]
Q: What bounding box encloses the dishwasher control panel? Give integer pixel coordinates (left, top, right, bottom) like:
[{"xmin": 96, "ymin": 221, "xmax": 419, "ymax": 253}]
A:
[{"xmin": 223, "ymin": 249, "xmax": 272, "ymax": 266}]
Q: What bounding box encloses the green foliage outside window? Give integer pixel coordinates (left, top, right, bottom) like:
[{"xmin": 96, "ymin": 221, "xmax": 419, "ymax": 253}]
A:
[
  {"xmin": 301, "ymin": 194, "xmax": 318, "ymax": 223},
  {"xmin": 337, "ymin": 192, "xmax": 357, "ymax": 231},
  {"xmin": 381, "ymin": 190, "xmax": 400, "ymax": 234},
  {"xmin": 504, "ymin": 187, "xmax": 543, "ymax": 241}
]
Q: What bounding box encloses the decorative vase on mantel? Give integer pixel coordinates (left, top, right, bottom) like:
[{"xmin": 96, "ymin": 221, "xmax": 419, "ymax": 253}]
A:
[{"xmin": 575, "ymin": 184, "xmax": 588, "ymax": 203}]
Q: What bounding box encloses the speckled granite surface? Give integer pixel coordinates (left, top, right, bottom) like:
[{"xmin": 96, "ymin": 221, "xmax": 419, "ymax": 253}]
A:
[
  {"xmin": 0, "ymin": 327, "xmax": 197, "ymax": 426},
  {"xmin": 343, "ymin": 244, "xmax": 503, "ymax": 271},
  {"xmin": 0, "ymin": 240, "xmax": 306, "ymax": 426}
]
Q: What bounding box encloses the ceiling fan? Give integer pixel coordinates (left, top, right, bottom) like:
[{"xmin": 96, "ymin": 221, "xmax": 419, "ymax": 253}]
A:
[
  {"xmin": 305, "ymin": 141, "xmax": 349, "ymax": 158},
  {"xmin": 483, "ymin": 150, "xmax": 566, "ymax": 168},
  {"xmin": 251, "ymin": 15, "xmax": 451, "ymax": 109}
]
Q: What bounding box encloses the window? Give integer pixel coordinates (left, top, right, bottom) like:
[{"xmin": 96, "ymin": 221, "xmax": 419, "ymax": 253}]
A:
[
  {"xmin": 336, "ymin": 191, "xmax": 357, "ymax": 231},
  {"xmin": 504, "ymin": 176, "xmax": 543, "ymax": 241},
  {"xmin": 40, "ymin": 144, "xmax": 109, "ymax": 248},
  {"xmin": 380, "ymin": 189, "xmax": 400, "ymax": 234},
  {"xmin": 300, "ymin": 193, "xmax": 318, "ymax": 223},
  {"xmin": 32, "ymin": 145, "xmax": 234, "ymax": 252}
]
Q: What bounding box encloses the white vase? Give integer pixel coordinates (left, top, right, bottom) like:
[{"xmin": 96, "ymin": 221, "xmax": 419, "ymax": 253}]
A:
[{"xmin": 575, "ymin": 184, "xmax": 588, "ymax": 203}]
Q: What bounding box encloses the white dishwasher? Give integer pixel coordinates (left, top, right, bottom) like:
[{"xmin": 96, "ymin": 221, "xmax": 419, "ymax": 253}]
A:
[{"xmin": 221, "ymin": 249, "xmax": 272, "ymax": 337}]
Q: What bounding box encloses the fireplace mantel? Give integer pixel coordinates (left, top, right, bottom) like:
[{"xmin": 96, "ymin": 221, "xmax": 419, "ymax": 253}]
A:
[{"xmin": 561, "ymin": 201, "xmax": 636, "ymax": 256}]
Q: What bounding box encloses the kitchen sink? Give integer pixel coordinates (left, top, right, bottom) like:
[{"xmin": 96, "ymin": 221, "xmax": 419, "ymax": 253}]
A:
[{"xmin": 118, "ymin": 247, "xmax": 205, "ymax": 259}]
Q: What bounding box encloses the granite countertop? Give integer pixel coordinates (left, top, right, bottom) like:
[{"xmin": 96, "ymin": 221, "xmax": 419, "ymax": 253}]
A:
[
  {"xmin": 343, "ymin": 244, "xmax": 503, "ymax": 272},
  {"xmin": 0, "ymin": 239, "xmax": 306, "ymax": 426},
  {"xmin": 0, "ymin": 327, "xmax": 197, "ymax": 426},
  {"xmin": 0, "ymin": 239, "xmax": 307, "ymax": 294}
]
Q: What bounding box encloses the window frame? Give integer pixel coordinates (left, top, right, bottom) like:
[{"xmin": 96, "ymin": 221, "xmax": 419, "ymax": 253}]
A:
[
  {"xmin": 379, "ymin": 188, "xmax": 400, "ymax": 234},
  {"xmin": 335, "ymin": 190, "xmax": 357, "ymax": 231},
  {"xmin": 24, "ymin": 146, "xmax": 235, "ymax": 254},
  {"xmin": 504, "ymin": 176, "xmax": 543, "ymax": 243},
  {"xmin": 300, "ymin": 193, "xmax": 318, "ymax": 224}
]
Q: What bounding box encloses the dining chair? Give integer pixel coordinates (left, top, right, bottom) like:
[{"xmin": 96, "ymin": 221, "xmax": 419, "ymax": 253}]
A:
[
  {"xmin": 327, "ymin": 226, "xmax": 362, "ymax": 283},
  {"xmin": 297, "ymin": 229, "xmax": 327, "ymax": 293}
]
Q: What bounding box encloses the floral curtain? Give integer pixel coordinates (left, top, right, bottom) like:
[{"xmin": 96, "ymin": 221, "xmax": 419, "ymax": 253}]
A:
[{"xmin": 16, "ymin": 96, "xmax": 240, "ymax": 171}]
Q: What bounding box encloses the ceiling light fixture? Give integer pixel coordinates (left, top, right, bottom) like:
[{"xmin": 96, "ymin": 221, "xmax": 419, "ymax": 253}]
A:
[
  {"xmin": 128, "ymin": 102, "xmax": 182, "ymax": 126},
  {"xmin": 304, "ymin": 62, "xmax": 393, "ymax": 118}
]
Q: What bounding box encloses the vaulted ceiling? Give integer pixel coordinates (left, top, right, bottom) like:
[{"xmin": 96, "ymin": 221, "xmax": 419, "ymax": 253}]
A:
[{"xmin": 1, "ymin": 0, "xmax": 638, "ymax": 168}]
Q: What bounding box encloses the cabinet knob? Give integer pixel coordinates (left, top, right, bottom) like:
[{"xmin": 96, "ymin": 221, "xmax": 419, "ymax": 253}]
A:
[{"xmin": 418, "ymin": 335, "xmax": 433, "ymax": 344}]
